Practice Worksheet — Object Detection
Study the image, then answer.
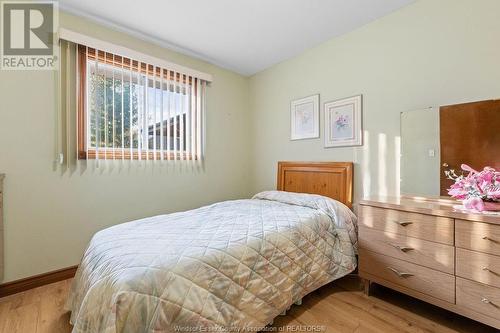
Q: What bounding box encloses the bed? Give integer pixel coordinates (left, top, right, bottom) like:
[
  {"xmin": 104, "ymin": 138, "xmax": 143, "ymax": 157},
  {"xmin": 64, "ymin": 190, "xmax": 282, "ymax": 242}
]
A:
[{"xmin": 66, "ymin": 162, "xmax": 357, "ymax": 332}]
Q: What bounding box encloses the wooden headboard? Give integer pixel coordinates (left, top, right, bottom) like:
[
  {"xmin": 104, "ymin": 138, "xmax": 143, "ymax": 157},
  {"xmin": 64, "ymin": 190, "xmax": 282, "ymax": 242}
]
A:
[{"xmin": 277, "ymin": 162, "xmax": 353, "ymax": 208}]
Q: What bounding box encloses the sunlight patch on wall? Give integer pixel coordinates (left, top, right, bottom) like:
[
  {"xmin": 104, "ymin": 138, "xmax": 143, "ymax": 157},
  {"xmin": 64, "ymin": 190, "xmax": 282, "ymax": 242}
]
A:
[
  {"xmin": 362, "ymin": 130, "xmax": 371, "ymax": 198},
  {"xmin": 395, "ymin": 135, "xmax": 401, "ymax": 197},
  {"xmin": 378, "ymin": 133, "xmax": 387, "ymax": 196}
]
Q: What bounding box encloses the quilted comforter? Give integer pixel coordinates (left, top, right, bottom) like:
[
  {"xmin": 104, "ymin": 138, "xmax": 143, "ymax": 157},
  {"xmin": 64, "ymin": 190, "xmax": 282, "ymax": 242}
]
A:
[{"xmin": 66, "ymin": 191, "xmax": 358, "ymax": 333}]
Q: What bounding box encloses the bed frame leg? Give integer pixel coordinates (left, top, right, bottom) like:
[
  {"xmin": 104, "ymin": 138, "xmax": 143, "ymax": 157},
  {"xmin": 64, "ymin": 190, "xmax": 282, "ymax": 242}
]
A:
[{"xmin": 363, "ymin": 279, "xmax": 371, "ymax": 296}]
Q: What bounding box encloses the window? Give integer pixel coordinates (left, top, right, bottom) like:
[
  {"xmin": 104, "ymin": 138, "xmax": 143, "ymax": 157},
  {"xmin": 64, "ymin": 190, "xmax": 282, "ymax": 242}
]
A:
[{"xmin": 76, "ymin": 45, "xmax": 206, "ymax": 161}]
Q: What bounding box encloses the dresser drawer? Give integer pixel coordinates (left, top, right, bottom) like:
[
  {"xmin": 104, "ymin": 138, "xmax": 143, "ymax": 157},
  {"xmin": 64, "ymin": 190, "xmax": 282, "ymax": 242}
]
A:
[
  {"xmin": 359, "ymin": 206, "xmax": 454, "ymax": 245},
  {"xmin": 359, "ymin": 227, "xmax": 454, "ymax": 274},
  {"xmin": 456, "ymin": 220, "xmax": 500, "ymax": 255},
  {"xmin": 359, "ymin": 248, "xmax": 455, "ymax": 303},
  {"xmin": 457, "ymin": 277, "xmax": 500, "ymax": 320},
  {"xmin": 456, "ymin": 248, "xmax": 500, "ymax": 288}
]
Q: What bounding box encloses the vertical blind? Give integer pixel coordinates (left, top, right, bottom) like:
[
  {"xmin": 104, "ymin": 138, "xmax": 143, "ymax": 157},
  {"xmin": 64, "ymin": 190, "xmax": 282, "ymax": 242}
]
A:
[{"xmin": 57, "ymin": 29, "xmax": 210, "ymax": 166}]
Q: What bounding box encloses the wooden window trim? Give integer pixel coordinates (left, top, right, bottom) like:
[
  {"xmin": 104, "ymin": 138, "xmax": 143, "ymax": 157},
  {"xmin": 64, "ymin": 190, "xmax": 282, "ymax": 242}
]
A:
[
  {"xmin": 77, "ymin": 46, "xmax": 198, "ymax": 161},
  {"xmin": 86, "ymin": 150, "xmax": 197, "ymax": 161}
]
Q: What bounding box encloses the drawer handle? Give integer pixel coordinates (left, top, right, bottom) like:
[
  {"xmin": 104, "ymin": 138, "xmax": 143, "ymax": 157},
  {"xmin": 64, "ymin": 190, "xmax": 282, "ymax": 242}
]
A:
[
  {"xmin": 482, "ymin": 236, "xmax": 499, "ymax": 244},
  {"xmin": 387, "ymin": 267, "xmax": 414, "ymax": 278},
  {"xmin": 394, "ymin": 221, "xmax": 413, "ymax": 227},
  {"xmin": 481, "ymin": 298, "xmax": 499, "ymax": 308},
  {"xmin": 389, "ymin": 243, "xmax": 414, "ymax": 252},
  {"xmin": 482, "ymin": 267, "xmax": 500, "ymax": 276}
]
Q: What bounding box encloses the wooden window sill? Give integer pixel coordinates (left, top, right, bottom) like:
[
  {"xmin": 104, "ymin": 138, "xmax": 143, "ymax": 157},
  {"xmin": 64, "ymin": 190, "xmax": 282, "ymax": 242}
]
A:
[{"xmin": 79, "ymin": 150, "xmax": 198, "ymax": 161}]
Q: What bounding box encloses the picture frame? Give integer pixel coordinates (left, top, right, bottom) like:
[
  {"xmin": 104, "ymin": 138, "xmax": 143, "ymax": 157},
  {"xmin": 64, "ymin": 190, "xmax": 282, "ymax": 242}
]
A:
[
  {"xmin": 290, "ymin": 94, "xmax": 320, "ymax": 140},
  {"xmin": 324, "ymin": 95, "xmax": 363, "ymax": 147}
]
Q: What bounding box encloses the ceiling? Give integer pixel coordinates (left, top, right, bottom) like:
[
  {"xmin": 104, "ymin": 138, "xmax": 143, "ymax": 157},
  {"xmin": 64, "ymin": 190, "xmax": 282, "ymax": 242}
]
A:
[{"xmin": 59, "ymin": 0, "xmax": 415, "ymax": 76}]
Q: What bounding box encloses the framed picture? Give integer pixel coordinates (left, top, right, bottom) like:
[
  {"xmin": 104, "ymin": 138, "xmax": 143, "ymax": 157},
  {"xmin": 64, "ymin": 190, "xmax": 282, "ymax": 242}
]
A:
[
  {"xmin": 324, "ymin": 95, "xmax": 363, "ymax": 147},
  {"xmin": 290, "ymin": 94, "xmax": 319, "ymax": 140}
]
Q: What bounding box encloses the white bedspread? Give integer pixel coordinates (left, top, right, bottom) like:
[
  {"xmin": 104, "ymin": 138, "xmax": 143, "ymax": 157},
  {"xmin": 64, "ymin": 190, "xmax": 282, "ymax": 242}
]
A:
[{"xmin": 66, "ymin": 191, "xmax": 357, "ymax": 332}]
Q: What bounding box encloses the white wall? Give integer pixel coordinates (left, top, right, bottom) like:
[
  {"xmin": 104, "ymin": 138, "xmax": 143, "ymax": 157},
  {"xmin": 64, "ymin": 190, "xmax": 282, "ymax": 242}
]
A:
[
  {"xmin": 249, "ymin": 0, "xmax": 500, "ymax": 201},
  {"xmin": 0, "ymin": 12, "xmax": 252, "ymax": 282}
]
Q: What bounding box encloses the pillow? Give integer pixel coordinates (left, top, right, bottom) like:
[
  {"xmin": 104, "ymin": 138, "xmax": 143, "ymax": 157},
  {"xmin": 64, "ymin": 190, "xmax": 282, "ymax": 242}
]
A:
[{"xmin": 253, "ymin": 190, "xmax": 358, "ymax": 249}]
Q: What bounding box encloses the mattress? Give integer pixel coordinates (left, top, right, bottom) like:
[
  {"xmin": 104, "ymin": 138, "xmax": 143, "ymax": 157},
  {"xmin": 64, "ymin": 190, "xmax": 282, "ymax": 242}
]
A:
[{"xmin": 66, "ymin": 191, "xmax": 358, "ymax": 333}]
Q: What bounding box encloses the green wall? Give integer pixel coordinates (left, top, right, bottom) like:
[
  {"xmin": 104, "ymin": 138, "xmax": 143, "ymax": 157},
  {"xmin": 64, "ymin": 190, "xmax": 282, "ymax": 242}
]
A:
[{"xmin": 249, "ymin": 0, "xmax": 500, "ymax": 202}]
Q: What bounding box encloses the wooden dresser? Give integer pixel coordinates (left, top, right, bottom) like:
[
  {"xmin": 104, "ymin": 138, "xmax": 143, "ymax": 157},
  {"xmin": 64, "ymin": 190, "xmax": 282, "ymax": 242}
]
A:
[{"xmin": 359, "ymin": 196, "xmax": 500, "ymax": 330}]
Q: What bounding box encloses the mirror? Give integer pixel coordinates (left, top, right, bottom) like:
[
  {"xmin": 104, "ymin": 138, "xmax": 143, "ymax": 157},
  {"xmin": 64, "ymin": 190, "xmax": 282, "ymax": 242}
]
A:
[
  {"xmin": 400, "ymin": 108, "xmax": 440, "ymax": 196},
  {"xmin": 400, "ymin": 100, "xmax": 500, "ymax": 197}
]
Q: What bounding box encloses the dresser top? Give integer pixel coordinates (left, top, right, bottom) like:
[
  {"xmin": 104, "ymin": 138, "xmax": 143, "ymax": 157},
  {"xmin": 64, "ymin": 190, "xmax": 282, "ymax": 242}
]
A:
[{"xmin": 359, "ymin": 195, "xmax": 500, "ymax": 225}]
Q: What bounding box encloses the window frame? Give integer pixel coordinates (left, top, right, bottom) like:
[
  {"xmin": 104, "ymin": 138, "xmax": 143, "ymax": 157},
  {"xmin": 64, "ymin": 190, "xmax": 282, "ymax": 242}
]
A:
[{"xmin": 77, "ymin": 45, "xmax": 199, "ymax": 161}]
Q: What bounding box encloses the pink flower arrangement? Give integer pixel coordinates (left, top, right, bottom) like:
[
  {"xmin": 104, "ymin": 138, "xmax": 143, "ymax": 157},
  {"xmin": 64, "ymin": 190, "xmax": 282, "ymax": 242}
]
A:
[{"xmin": 446, "ymin": 164, "xmax": 500, "ymax": 212}]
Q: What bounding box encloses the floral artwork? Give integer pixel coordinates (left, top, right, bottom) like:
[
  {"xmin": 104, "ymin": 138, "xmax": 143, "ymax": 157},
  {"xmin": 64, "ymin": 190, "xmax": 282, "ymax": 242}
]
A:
[
  {"xmin": 324, "ymin": 95, "xmax": 362, "ymax": 147},
  {"xmin": 332, "ymin": 108, "xmax": 354, "ymax": 139},
  {"xmin": 335, "ymin": 114, "xmax": 349, "ymax": 130},
  {"xmin": 290, "ymin": 95, "xmax": 319, "ymax": 140},
  {"xmin": 446, "ymin": 164, "xmax": 500, "ymax": 212},
  {"xmin": 295, "ymin": 103, "xmax": 314, "ymax": 133}
]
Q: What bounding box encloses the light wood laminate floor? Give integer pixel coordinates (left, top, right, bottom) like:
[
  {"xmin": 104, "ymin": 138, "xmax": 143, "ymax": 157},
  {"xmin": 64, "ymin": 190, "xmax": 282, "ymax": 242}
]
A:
[{"xmin": 0, "ymin": 276, "xmax": 496, "ymax": 333}]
